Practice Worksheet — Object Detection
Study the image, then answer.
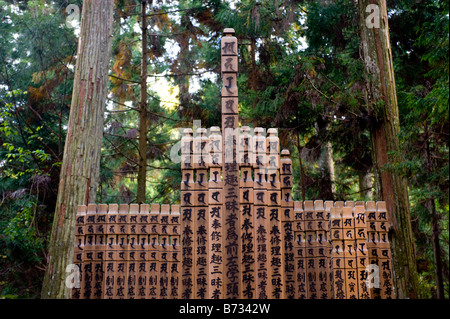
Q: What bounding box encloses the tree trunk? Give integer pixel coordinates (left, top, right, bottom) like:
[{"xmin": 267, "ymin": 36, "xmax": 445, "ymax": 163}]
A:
[
  {"xmin": 358, "ymin": 0, "xmax": 419, "ymax": 298},
  {"xmin": 425, "ymin": 131, "xmax": 444, "ymax": 298},
  {"xmin": 358, "ymin": 169, "xmax": 373, "ymax": 199},
  {"xmin": 41, "ymin": 0, "xmax": 114, "ymax": 299},
  {"xmin": 296, "ymin": 132, "xmax": 306, "ymax": 201},
  {"xmin": 315, "ymin": 123, "xmax": 336, "ymax": 200},
  {"xmin": 176, "ymin": 13, "xmax": 191, "ymax": 119},
  {"xmin": 136, "ymin": 0, "xmax": 149, "ymax": 203}
]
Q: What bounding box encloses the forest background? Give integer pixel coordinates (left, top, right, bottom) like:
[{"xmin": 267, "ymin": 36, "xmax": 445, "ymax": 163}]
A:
[{"xmin": 0, "ymin": 0, "xmax": 448, "ymax": 299}]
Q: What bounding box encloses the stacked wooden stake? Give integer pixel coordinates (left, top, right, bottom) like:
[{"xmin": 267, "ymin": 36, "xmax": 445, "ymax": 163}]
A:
[
  {"xmin": 72, "ymin": 205, "xmax": 86, "ymax": 299},
  {"xmin": 342, "ymin": 205, "xmax": 358, "ymax": 298},
  {"xmin": 377, "ymin": 202, "xmax": 393, "ymax": 298},
  {"xmin": 293, "ymin": 201, "xmax": 307, "ymax": 298},
  {"xmin": 266, "ymin": 129, "xmax": 283, "ymax": 299},
  {"xmin": 104, "ymin": 203, "xmax": 118, "ymax": 299},
  {"xmin": 366, "ymin": 201, "xmax": 380, "ymax": 298},
  {"xmin": 253, "ymin": 127, "xmax": 269, "ymax": 299},
  {"xmin": 354, "ymin": 204, "xmax": 370, "ymax": 299},
  {"xmin": 193, "ymin": 128, "xmax": 210, "ymax": 299},
  {"xmin": 208, "ymin": 126, "xmax": 224, "ymax": 299},
  {"xmin": 136, "ymin": 203, "xmax": 150, "ymax": 299},
  {"xmin": 280, "ymin": 150, "xmax": 295, "ymax": 299},
  {"xmin": 314, "ymin": 200, "xmax": 330, "ymax": 299},
  {"xmin": 331, "ymin": 205, "xmax": 345, "ymax": 299},
  {"xmin": 180, "ymin": 129, "xmax": 194, "ymax": 298},
  {"xmin": 239, "ymin": 126, "xmax": 256, "ymax": 298}
]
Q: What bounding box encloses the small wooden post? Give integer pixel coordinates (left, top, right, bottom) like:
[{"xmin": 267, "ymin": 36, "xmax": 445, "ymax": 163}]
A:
[
  {"xmin": 169, "ymin": 204, "xmax": 181, "ymax": 299},
  {"xmin": 324, "ymin": 200, "xmax": 334, "ymax": 299},
  {"xmin": 72, "ymin": 205, "xmax": 86, "ymax": 299},
  {"xmin": 193, "ymin": 128, "xmax": 209, "ymax": 299},
  {"xmin": 303, "ymin": 200, "xmax": 317, "ymax": 298},
  {"xmin": 103, "ymin": 204, "xmax": 118, "ymax": 299},
  {"xmin": 82, "ymin": 203, "xmax": 97, "ymax": 299},
  {"xmin": 159, "ymin": 204, "xmax": 171, "ymax": 299},
  {"xmin": 148, "ymin": 204, "xmax": 160, "ymax": 299},
  {"xmin": 343, "ymin": 206, "xmax": 358, "ymax": 298},
  {"xmin": 92, "ymin": 204, "xmax": 106, "ymax": 299},
  {"xmin": 331, "ymin": 206, "xmax": 345, "ymax": 299},
  {"xmin": 254, "ymin": 128, "xmax": 270, "ymax": 299},
  {"xmin": 124, "ymin": 204, "xmax": 138, "ymax": 299},
  {"xmin": 366, "ymin": 201, "xmax": 380, "ymax": 298},
  {"xmin": 354, "ymin": 204, "xmax": 370, "ymax": 299},
  {"xmin": 293, "ymin": 201, "xmax": 307, "ymax": 299},
  {"xmin": 115, "ymin": 204, "xmax": 129, "ymax": 299},
  {"xmin": 377, "ymin": 201, "xmax": 393, "ymax": 299},
  {"xmin": 137, "ymin": 204, "xmax": 150, "ymax": 299},
  {"xmin": 314, "ymin": 200, "xmax": 329, "ymax": 299}
]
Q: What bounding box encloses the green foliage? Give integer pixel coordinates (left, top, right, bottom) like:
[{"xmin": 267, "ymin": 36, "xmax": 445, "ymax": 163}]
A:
[{"xmin": 0, "ymin": 0, "xmax": 77, "ymax": 298}]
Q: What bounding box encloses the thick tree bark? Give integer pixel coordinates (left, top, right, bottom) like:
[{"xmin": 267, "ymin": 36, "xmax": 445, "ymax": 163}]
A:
[
  {"xmin": 296, "ymin": 133, "xmax": 306, "ymax": 201},
  {"xmin": 41, "ymin": 0, "xmax": 114, "ymax": 298},
  {"xmin": 358, "ymin": 0, "xmax": 419, "ymax": 298},
  {"xmin": 136, "ymin": 0, "xmax": 149, "ymax": 203}
]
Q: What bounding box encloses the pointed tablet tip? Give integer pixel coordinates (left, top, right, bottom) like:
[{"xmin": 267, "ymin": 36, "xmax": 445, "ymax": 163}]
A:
[{"xmin": 223, "ymin": 28, "xmax": 235, "ymax": 35}]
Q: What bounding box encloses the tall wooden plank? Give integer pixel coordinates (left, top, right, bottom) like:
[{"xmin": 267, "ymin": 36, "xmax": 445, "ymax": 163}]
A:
[
  {"xmin": 280, "ymin": 150, "xmax": 295, "ymax": 299},
  {"xmin": 208, "ymin": 127, "xmax": 224, "ymax": 299},
  {"xmin": 266, "ymin": 129, "xmax": 283, "ymax": 299},
  {"xmin": 253, "ymin": 127, "xmax": 270, "ymax": 299},
  {"xmin": 181, "ymin": 128, "xmax": 194, "ymax": 298},
  {"xmin": 221, "ymin": 28, "xmax": 240, "ymax": 299},
  {"xmin": 239, "ymin": 126, "xmax": 256, "ymax": 299},
  {"xmin": 193, "ymin": 128, "xmax": 209, "ymax": 299}
]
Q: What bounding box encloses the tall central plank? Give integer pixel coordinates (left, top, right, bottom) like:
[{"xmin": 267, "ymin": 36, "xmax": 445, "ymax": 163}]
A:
[{"xmin": 221, "ymin": 28, "xmax": 240, "ymax": 299}]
